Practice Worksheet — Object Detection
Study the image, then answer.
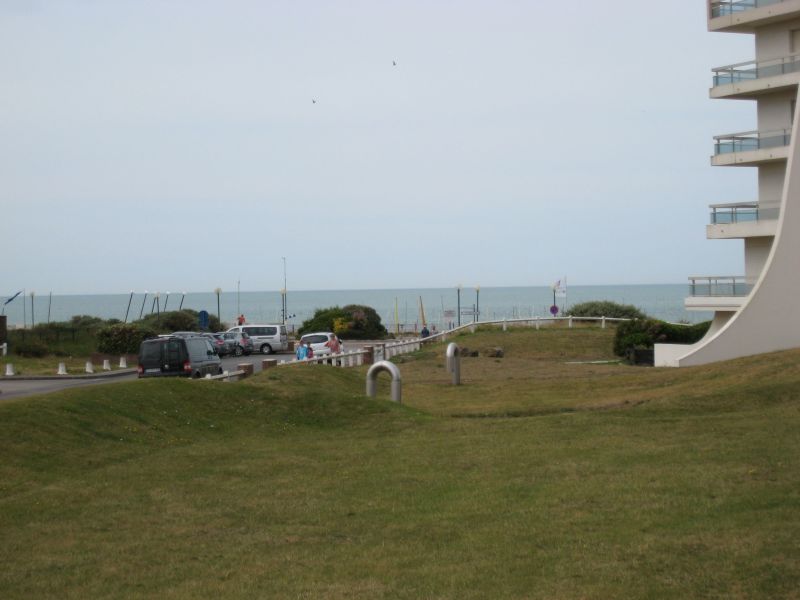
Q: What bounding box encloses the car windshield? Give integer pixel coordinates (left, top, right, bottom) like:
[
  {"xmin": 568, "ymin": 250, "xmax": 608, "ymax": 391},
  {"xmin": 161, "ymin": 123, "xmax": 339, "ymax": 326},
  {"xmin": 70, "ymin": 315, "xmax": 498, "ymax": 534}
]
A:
[{"xmin": 303, "ymin": 334, "xmax": 328, "ymax": 344}]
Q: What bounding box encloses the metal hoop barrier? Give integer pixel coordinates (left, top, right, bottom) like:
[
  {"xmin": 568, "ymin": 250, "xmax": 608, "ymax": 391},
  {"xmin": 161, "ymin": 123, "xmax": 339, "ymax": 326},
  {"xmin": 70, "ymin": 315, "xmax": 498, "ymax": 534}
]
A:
[
  {"xmin": 446, "ymin": 343, "xmax": 461, "ymax": 385},
  {"xmin": 365, "ymin": 360, "xmax": 402, "ymax": 403}
]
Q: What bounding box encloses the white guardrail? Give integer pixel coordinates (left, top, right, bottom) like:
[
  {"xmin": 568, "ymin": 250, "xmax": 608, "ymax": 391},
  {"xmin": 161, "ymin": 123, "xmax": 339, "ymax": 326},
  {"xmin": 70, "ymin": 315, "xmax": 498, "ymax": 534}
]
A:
[{"xmin": 279, "ymin": 316, "xmax": 633, "ymax": 369}]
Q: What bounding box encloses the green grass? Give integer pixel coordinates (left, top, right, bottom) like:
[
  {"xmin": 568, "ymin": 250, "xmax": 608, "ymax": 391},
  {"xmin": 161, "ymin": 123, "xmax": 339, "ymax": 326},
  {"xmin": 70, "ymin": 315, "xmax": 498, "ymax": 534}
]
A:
[{"xmin": 1, "ymin": 327, "xmax": 799, "ymax": 598}]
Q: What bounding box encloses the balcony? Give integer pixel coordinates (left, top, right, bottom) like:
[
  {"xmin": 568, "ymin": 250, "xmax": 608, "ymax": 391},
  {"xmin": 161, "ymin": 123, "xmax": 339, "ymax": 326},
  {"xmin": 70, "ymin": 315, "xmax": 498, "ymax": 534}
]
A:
[
  {"xmin": 686, "ymin": 275, "xmax": 752, "ymax": 311},
  {"xmin": 708, "ymin": 202, "xmax": 779, "ymax": 238},
  {"xmin": 712, "ymin": 129, "xmax": 791, "ymax": 166},
  {"xmin": 711, "ymin": 54, "xmax": 800, "ymax": 99},
  {"xmin": 709, "ymin": 0, "xmax": 800, "ymax": 32}
]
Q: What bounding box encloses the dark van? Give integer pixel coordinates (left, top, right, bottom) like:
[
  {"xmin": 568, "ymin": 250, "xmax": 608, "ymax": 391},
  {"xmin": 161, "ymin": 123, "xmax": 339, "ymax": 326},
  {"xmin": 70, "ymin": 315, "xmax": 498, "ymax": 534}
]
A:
[{"xmin": 137, "ymin": 335, "xmax": 223, "ymax": 378}]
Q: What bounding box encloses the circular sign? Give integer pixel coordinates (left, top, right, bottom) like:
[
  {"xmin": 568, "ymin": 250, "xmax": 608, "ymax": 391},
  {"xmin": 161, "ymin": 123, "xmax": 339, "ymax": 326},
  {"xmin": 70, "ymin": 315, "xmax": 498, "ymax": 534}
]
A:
[{"xmin": 549, "ymin": 305, "xmax": 559, "ymax": 316}]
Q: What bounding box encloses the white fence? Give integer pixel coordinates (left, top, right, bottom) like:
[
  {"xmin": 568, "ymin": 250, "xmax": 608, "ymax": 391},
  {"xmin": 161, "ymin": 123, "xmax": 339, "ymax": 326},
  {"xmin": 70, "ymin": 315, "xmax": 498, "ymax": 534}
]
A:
[{"xmin": 279, "ymin": 316, "xmax": 631, "ymax": 369}]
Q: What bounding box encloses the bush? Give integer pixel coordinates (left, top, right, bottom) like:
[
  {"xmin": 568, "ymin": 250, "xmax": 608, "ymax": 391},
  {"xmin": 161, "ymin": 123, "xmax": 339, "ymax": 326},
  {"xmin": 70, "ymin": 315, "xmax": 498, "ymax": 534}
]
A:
[
  {"xmin": 568, "ymin": 301, "xmax": 647, "ymax": 320},
  {"xmin": 299, "ymin": 305, "xmax": 388, "ymax": 339},
  {"xmin": 613, "ymin": 319, "xmax": 711, "ymax": 357},
  {"xmin": 13, "ymin": 340, "xmax": 48, "ymax": 358},
  {"xmin": 97, "ymin": 323, "xmax": 157, "ymax": 355},
  {"xmin": 136, "ymin": 310, "xmax": 221, "ymax": 334}
]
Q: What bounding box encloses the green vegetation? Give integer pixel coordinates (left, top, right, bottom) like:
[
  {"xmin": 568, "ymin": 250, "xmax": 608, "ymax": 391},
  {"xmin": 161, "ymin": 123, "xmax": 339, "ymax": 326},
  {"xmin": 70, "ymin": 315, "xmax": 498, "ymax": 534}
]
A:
[
  {"xmin": 613, "ymin": 318, "xmax": 712, "ymax": 357},
  {"xmin": 1, "ymin": 326, "xmax": 799, "ymax": 598},
  {"xmin": 299, "ymin": 304, "xmax": 388, "ymax": 339},
  {"xmin": 567, "ymin": 300, "xmax": 647, "ymax": 320},
  {"xmin": 5, "ymin": 310, "xmax": 222, "ymax": 363}
]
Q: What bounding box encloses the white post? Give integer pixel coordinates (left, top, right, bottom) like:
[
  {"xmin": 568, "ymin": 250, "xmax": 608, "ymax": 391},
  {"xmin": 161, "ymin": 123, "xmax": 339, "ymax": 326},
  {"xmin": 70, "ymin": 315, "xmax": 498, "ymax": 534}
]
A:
[
  {"xmin": 536, "ymin": 316, "xmax": 540, "ymax": 330},
  {"xmin": 119, "ymin": 356, "xmax": 128, "ymax": 368},
  {"xmin": 57, "ymin": 362, "xmax": 67, "ymax": 375},
  {"xmin": 85, "ymin": 361, "xmax": 94, "ymax": 374},
  {"xmin": 569, "ymin": 316, "xmax": 573, "ymax": 329},
  {"xmin": 5, "ymin": 363, "xmax": 15, "ymax": 376},
  {"xmin": 601, "ymin": 316, "xmax": 606, "ymax": 329},
  {"xmin": 103, "ymin": 359, "xmax": 111, "ymax": 371},
  {"xmin": 502, "ymin": 318, "xmax": 507, "ymax": 332},
  {"xmin": 0, "ymin": 342, "xmax": 6, "ymax": 357}
]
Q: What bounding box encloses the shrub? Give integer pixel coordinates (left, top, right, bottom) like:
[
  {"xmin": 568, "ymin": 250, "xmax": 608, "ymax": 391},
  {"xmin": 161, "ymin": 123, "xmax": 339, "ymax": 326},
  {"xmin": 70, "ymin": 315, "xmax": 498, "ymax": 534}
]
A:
[
  {"xmin": 13, "ymin": 340, "xmax": 48, "ymax": 358},
  {"xmin": 568, "ymin": 301, "xmax": 647, "ymax": 320},
  {"xmin": 136, "ymin": 310, "xmax": 221, "ymax": 334},
  {"xmin": 97, "ymin": 324, "xmax": 157, "ymax": 355},
  {"xmin": 613, "ymin": 319, "xmax": 711, "ymax": 357},
  {"xmin": 299, "ymin": 305, "xmax": 388, "ymax": 339}
]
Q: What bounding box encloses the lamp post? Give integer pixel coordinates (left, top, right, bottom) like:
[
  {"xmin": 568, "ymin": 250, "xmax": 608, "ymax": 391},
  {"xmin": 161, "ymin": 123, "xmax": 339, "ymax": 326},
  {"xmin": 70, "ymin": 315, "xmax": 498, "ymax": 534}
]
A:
[
  {"xmin": 282, "ymin": 256, "xmax": 288, "ymax": 325},
  {"xmin": 456, "ymin": 284, "xmax": 462, "ymax": 327},
  {"xmin": 475, "ymin": 285, "xmax": 480, "ymax": 323},
  {"xmin": 124, "ymin": 290, "xmax": 134, "ymax": 323},
  {"xmin": 163, "ymin": 291, "xmax": 170, "ymax": 312},
  {"xmin": 139, "ymin": 291, "xmax": 148, "ymax": 320},
  {"xmin": 214, "ymin": 287, "xmax": 222, "ymax": 323},
  {"xmin": 30, "ymin": 291, "xmax": 35, "ymax": 329},
  {"xmin": 179, "ymin": 291, "xmax": 186, "ymax": 310}
]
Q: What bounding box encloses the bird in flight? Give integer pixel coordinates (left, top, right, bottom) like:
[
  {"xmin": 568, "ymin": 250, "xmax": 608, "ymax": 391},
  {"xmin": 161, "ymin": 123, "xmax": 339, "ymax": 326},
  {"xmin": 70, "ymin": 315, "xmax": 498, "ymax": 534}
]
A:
[
  {"xmin": 392, "ymin": 60, "xmax": 397, "ymax": 66},
  {"xmin": 312, "ymin": 99, "xmax": 317, "ymax": 104}
]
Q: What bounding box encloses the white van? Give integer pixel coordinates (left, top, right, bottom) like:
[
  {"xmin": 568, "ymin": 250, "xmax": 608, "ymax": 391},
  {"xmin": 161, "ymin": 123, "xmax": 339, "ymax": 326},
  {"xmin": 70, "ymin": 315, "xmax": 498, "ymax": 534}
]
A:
[{"xmin": 226, "ymin": 324, "xmax": 288, "ymax": 354}]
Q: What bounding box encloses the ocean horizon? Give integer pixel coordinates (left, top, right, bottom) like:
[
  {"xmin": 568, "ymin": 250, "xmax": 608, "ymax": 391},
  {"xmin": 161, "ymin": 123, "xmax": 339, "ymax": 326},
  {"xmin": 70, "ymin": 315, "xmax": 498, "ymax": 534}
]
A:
[{"xmin": 1, "ymin": 284, "xmax": 710, "ymax": 330}]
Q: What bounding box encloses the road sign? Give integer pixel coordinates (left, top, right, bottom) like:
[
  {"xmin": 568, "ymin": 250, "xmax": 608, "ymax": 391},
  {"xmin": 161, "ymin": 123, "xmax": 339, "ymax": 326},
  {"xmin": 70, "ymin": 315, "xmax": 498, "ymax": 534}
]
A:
[
  {"xmin": 549, "ymin": 305, "xmax": 559, "ymax": 316},
  {"xmin": 198, "ymin": 310, "xmax": 210, "ymax": 330}
]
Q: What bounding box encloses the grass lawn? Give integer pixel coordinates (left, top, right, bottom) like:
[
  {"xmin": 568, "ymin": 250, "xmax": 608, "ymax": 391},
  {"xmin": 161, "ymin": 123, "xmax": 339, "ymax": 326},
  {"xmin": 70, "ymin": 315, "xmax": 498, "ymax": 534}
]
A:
[{"xmin": 1, "ymin": 326, "xmax": 799, "ymax": 598}]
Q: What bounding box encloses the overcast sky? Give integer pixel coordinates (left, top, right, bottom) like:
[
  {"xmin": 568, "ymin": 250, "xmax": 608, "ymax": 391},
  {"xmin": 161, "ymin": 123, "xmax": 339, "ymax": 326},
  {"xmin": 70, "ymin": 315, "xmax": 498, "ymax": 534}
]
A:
[{"xmin": 1, "ymin": 0, "xmax": 757, "ymax": 294}]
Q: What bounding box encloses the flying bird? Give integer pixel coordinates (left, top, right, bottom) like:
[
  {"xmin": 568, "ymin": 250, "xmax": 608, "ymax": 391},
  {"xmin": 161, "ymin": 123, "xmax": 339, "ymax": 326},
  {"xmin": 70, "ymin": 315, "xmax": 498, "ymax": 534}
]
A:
[
  {"xmin": 312, "ymin": 99, "xmax": 316, "ymax": 104},
  {"xmin": 392, "ymin": 60, "xmax": 397, "ymax": 66}
]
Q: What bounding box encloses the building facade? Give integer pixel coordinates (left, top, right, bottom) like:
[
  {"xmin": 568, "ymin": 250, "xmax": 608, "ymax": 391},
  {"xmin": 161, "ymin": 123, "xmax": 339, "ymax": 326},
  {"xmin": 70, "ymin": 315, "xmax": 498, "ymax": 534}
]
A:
[{"xmin": 655, "ymin": 0, "xmax": 800, "ymax": 366}]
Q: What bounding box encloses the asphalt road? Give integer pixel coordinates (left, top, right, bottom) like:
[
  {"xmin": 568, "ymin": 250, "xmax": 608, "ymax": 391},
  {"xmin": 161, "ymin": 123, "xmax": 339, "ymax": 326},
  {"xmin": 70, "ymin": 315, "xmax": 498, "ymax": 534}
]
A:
[{"xmin": 0, "ymin": 341, "xmax": 384, "ymax": 401}]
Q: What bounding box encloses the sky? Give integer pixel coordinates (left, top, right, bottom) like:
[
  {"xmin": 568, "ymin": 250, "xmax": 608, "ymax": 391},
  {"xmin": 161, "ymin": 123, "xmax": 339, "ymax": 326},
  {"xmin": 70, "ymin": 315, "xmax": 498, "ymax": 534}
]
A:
[{"xmin": 0, "ymin": 0, "xmax": 757, "ymax": 294}]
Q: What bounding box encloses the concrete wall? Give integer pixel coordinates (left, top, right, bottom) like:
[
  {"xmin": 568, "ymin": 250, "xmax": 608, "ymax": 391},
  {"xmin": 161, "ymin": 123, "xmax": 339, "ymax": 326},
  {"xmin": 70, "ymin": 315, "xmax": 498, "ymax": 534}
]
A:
[
  {"xmin": 656, "ymin": 85, "xmax": 800, "ymax": 367},
  {"xmin": 759, "ymin": 162, "xmax": 785, "ymax": 208},
  {"xmin": 744, "ymin": 236, "xmax": 773, "ymax": 280}
]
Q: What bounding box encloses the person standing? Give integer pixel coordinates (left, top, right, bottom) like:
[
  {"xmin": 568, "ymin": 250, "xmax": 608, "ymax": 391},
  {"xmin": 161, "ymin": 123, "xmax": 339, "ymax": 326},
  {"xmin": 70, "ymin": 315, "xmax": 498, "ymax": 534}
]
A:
[{"xmin": 295, "ymin": 341, "xmax": 307, "ymax": 360}]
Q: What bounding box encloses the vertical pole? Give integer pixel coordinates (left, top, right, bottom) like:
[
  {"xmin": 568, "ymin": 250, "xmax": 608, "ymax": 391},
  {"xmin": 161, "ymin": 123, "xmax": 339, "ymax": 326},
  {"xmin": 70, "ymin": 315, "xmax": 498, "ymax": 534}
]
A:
[
  {"xmin": 282, "ymin": 257, "xmax": 288, "ymax": 325},
  {"xmin": 457, "ymin": 285, "xmax": 462, "ymax": 327},
  {"xmin": 237, "ymin": 279, "xmax": 240, "ymax": 316},
  {"xmin": 215, "ymin": 288, "xmax": 222, "ymax": 323},
  {"xmin": 179, "ymin": 291, "xmax": 186, "ymax": 310},
  {"xmin": 476, "ymin": 286, "xmax": 480, "ymax": 323},
  {"xmin": 124, "ymin": 291, "xmax": 134, "ymax": 323},
  {"xmin": 23, "ymin": 288, "xmax": 26, "ymax": 329},
  {"xmin": 47, "ymin": 291, "xmax": 53, "ymax": 324},
  {"xmin": 139, "ymin": 291, "xmax": 148, "ymax": 319},
  {"xmin": 30, "ymin": 291, "xmax": 35, "ymax": 329},
  {"xmin": 163, "ymin": 291, "xmax": 170, "ymax": 312}
]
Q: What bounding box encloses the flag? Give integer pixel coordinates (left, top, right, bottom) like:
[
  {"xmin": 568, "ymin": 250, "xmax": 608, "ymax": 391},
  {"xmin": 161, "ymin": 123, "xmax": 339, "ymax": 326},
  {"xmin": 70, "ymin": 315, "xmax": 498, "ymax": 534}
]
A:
[{"xmin": 3, "ymin": 290, "xmax": 22, "ymax": 305}]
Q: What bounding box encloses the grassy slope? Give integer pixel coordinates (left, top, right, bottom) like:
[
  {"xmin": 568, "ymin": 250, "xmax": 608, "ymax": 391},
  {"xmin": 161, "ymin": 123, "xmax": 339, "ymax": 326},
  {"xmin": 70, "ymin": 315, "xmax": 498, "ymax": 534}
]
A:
[{"xmin": 1, "ymin": 327, "xmax": 799, "ymax": 599}]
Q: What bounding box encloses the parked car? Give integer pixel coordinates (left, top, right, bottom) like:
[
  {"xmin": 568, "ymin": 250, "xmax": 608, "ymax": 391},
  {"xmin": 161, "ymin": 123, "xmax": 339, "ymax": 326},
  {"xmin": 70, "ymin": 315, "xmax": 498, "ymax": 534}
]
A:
[
  {"xmin": 137, "ymin": 335, "xmax": 223, "ymax": 378},
  {"xmin": 200, "ymin": 332, "xmax": 228, "ymax": 356},
  {"xmin": 223, "ymin": 331, "xmax": 254, "ymax": 356},
  {"xmin": 299, "ymin": 332, "xmax": 343, "ymax": 357},
  {"xmin": 226, "ymin": 324, "xmax": 289, "ymax": 354}
]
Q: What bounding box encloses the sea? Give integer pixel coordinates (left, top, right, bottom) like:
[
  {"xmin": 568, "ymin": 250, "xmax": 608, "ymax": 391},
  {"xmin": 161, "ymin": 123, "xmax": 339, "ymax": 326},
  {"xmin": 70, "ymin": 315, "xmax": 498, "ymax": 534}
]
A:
[{"xmin": 1, "ymin": 284, "xmax": 710, "ymax": 331}]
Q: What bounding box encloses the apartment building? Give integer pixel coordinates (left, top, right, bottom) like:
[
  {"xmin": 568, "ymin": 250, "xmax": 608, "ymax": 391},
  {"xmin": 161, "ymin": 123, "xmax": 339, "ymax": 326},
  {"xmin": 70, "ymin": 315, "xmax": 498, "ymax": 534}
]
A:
[{"xmin": 655, "ymin": 0, "xmax": 800, "ymax": 366}]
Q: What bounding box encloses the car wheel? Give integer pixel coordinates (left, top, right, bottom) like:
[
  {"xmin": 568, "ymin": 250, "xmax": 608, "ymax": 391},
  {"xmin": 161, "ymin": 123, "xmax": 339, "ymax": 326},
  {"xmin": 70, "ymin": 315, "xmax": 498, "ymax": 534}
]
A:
[
  {"xmin": 235, "ymin": 345, "xmax": 243, "ymax": 357},
  {"xmin": 261, "ymin": 344, "xmax": 273, "ymax": 355}
]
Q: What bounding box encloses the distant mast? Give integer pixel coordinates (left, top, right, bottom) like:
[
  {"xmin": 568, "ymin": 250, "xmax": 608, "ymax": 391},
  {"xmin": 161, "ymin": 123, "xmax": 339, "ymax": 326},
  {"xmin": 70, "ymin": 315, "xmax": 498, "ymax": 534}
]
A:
[{"xmin": 418, "ymin": 296, "xmax": 427, "ymax": 327}]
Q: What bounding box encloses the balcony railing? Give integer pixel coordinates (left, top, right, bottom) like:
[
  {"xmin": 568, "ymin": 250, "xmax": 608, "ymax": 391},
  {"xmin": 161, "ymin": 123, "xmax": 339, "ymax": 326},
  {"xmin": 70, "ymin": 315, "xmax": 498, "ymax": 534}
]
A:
[
  {"xmin": 689, "ymin": 276, "xmax": 753, "ymax": 297},
  {"xmin": 713, "ymin": 53, "xmax": 800, "ymax": 86},
  {"xmin": 714, "ymin": 129, "xmax": 791, "ymax": 155},
  {"xmin": 709, "ymin": 202, "xmax": 780, "ymax": 224},
  {"xmin": 711, "ymin": 0, "xmax": 785, "ymax": 17}
]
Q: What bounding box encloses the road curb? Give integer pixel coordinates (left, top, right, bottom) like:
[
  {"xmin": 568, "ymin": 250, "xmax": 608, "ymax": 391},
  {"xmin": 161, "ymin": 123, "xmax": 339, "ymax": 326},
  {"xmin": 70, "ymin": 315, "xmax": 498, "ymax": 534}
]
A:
[{"xmin": 2, "ymin": 369, "xmax": 138, "ymax": 381}]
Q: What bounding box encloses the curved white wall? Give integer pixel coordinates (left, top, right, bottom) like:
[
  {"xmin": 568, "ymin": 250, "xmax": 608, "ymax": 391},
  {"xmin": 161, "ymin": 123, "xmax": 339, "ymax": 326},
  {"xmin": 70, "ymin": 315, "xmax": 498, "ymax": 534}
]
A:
[{"xmin": 665, "ymin": 85, "xmax": 800, "ymax": 366}]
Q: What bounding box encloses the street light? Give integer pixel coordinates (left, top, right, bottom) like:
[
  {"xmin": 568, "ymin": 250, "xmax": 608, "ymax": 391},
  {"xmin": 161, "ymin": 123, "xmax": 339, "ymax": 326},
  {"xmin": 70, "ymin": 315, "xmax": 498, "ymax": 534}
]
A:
[
  {"xmin": 139, "ymin": 291, "xmax": 148, "ymax": 320},
  {"xmin": 475, "ymin": 285, "xmax": 480, "ymax": 323},
  {"xmin": 30, "ymin": 291, "xmax": 35, "ymax": 329},
  {"xmin": 282, "ymin": 257, "xmax": 288, "ymax": 325},
  {"xmin": 214, "ymin": 287, "xmax": 222, "ymax": 323},
  {"xmin": 456, "ymin": 284, "xmax": 462, "ymax": 327}
]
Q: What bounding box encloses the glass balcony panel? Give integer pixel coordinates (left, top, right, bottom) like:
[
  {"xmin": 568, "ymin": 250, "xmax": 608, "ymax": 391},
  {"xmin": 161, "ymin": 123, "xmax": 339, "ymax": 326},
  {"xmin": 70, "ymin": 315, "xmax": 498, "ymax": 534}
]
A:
[
  {"xmin": 711, "ymin": 0, "xmax": 783, "ymax": 18},
  {"xmin": 709, "ymin": 204, "xmax": 780, "ymax": 224},
  {"xmin": 712, "ymin": 56, "xmax": 800, "ymax": 88},
  {"xmin": 689, "ymin": 276, "xmax": 753, "ymax": 297},
  {"xmin": 714, "ymin": 130, "xmax": 790, "ymax": 155}
]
